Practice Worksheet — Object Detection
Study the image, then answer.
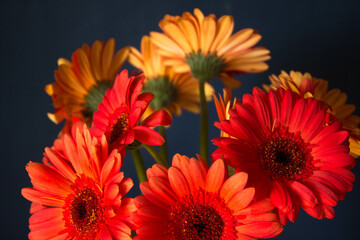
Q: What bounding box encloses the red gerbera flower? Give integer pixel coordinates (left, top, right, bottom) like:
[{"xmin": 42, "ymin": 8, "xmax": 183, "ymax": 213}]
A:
[
  {"xmin": 21, "ymin": 123, "xmax": 136, "ymax": 239},
  {"xmin": 91, "ymin": 69, "xmax": 172, "ymax": 151},
  {"xmin": 212, "ymin": 88, "xmax": 356, "ymax": 225},
  {"xmin": 133, "ymin": 154, "xmax": 283, "ymax": 239}
]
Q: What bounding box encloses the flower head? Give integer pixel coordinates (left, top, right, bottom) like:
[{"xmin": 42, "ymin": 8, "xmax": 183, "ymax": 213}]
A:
[
  {"xmin": 91, "ymin": 69, "xmax": 172, "ymax": 151},
  {"xmin": 45, "ymin": 39, "xmax": 129, "ymax": 127},
  {"xmin": 128, "ymin": 36, "xmax": 213, "ymax": 117},
  {"xmin": 21, "ymin": 123, "xmax": 136, "ymax": 239},
  {"xmin": 212, "ymin": 88, "xmax": 356, "ymax": 225},
  {"xmin": 150, "ymin": 8, "xmax": 270, "ymax": 87},
  {"xmin": 133, "ymin": 154, "xmax": 283, "ymax": 239},
  {"xmin": 264, "ymin": 70, "xmax": 360, "ymax": 157}
]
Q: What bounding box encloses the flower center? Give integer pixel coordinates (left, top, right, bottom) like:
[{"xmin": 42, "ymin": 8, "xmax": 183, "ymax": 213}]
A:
[
  {"xmin": 83, "ymin": 81, "xmax": 112, "ymax": 122},
  {"xmin": 143, "ymin": 76, "xmax": 179, "ymax": 110},
  {"xmin": 169, "ymin": 191, "xmax": 236, "ymax": 240},
  {"xmin": 186, "ymin": 52, "xmax": 225, "ymax": 82},
  {"xmin": 108, "ymin": 111, "xmax": 130, "ymax": 145},
  {"xmin": 258, "ymin": 130, "xmax": 314, "ymax": 180},
  {"xmin": 64, "ymin": 177, "xmax": 104, "ymax": 238}
]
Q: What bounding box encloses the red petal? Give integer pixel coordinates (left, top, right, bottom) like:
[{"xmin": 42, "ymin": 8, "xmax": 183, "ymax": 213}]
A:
[
  {"xmin": 205, "ymin": 159, "xmax": 226, "ymax": 193},
  {"xmin": 141, "ymin": 110, "xmax": 172, "ymax": 127},
  {"xmin": 133, "ymin": 126, "xmax": 164, "ymax": 145}
]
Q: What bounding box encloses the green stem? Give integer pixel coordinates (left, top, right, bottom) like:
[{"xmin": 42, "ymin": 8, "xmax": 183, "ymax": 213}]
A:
[
  {"xmin": 199, "ymin": 78, "xmax": 209, "ymax": 163},
  {"xmin": 158, "ymin": 126, "xmax": 168, "ymax": 163},
  {"xmin": 143, "ymin": 144, "xmax": 169, "ymax": 168},
  {"xmin": 131, "ymin": 149, "xmax": 147, "ymax": 183}
]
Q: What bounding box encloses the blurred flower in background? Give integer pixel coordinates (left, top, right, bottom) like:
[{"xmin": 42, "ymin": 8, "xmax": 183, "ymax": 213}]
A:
[{"xmin": 45, "ymin": 39, "xmax": 129, "ymax": 130}]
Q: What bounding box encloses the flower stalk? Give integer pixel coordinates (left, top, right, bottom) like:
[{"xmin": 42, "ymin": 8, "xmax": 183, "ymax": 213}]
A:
[
  {"xmin": 143, "ymin": 144, "xmax": 169, "ymax": 168},
  {"xmin": 158, "ymin": 126, "xmax": 168, "ymax": 162},
  {"xmin": 199, "ymin": 77, "xmax": 209, "ymax": 163},
  {"xmin": 131, "ymin": 149, "xmax": 147, "ymax": 182}
]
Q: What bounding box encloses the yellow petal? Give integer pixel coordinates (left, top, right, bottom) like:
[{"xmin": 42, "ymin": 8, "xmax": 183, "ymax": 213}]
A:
[
  {"xmin": 90, "ymin": 40, "xmax": 103, "ymax": 80},
  {"xmin": 178, "ymin": 19, "xmax": 199, "ymax": 51},
  {"xmin": 150, "ymin": 31, "xmax": 185, "ymax": 57},
  {"xmin": 44, "ymin": 83, "xmax": 54, "ymax": 96},
  {"xmin": 161, "ymin": 22, "xmax": 192, "ymax": 54},
  {"xmin": 128, "ymin": 46, "xmax": 144, "ymax": 70},
  {"xmin": 219, "ymin": 73, "xmax": 242, "ymax": 88},
  {"xmin": 77, "ymin": 49, "xmax": 96, "ymax": 88},
  {"xmin": 201, "ymin": 15, "xmax": 217, "ymax": 54},
  {"xmin": 101, "ymin": 38, "xmax": 115, "ymax": 78},
  {"xmin": 210, "ymin": 15, "xmax": 234, "ymax": 53},
  {"xmin": 57, "ymin": 58, "xmax": 71, "ymax": 67},
  {"xmin": 217, "ymin": 28, "xmax": 254, "ymax": 56},
  {"xmin": 107, "ymin": 46, "xmax": 129, "ymax": 80},
  {"xmin": 225, "ymin": 61, "xmax": 269, "ymax": 73}
]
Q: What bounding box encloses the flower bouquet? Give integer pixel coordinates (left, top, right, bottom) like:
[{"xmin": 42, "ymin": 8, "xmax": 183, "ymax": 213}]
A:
[{"xmin": 21, "ymin": 8, "xmax": 358, "ymax": 240}]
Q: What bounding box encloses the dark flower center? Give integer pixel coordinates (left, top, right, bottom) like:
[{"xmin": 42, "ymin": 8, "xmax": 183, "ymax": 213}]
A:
[
  {"xmin": 171, "ymin": 203, "xmax": 223, "ymax": 240},
  {"xmin": 186, "ymin": 51, "xmax": 225, "ymax": 82},
  {"xmin": 83, "ymin": 81, "xmax": 112, "ymax": 122},
  {"xmin": 64, "ymin": 183, "xmax": 104, "ymax": 238},
  {"xmin": 169, "ymin": 191, "xmax": 236, "ymax": 240},
  {"xmin": 258, "ymin": 131, "xmax": 313, "ymax": 180},
  {"xmin": 143, "ymin": 76, "xmax": 179, "ymax": 110},
  {"xmin": 108, "ymin": 112, "xmax": 130, "ymax": 145}
]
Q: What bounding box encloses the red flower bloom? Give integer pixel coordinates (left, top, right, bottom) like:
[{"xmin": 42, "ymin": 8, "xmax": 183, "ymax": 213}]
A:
[
  {"xmin": 22, "ymin": 123, "xmax": 136, "ymax": 239},
  {"xmin": 91, "ymin": 69, "xmax": 172, "ymax": 151},
  {"xmin": 212, "ymin": 88, "xmax": 356, "ymax": 225},
  {"xmin": 133, "ymin": 154, "xmax": 283, "ymax": 239}
]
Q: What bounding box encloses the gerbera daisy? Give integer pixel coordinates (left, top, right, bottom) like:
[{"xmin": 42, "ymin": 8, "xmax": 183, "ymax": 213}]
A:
[
  {"xmin": 133, "ymin": 154, "xmax": 283, "ymax": 239},
  {"xmin": 264, "ymin": 70, "xmax": 360, "ymax": 157},
  {"xmin": 45, "ymin": 38, "xmax": 129, "ymax": 127},
  {"xmin": 212, "ymin": 88, "xmax": 356, "ymax": 225},
  {"xmin": 91, "ymin": 69, "xmax": 172, "ymax": 151},
  {"xmin": 150, "ymin": 8, "xmax": 270, "ymax": 87},
  {"xmin": 128, "ymin": 36, "xmax": 214, "ymax": 117},
  {"xmin": 21, "ymin": 123, "xmax": 136, "ymax": 239}
]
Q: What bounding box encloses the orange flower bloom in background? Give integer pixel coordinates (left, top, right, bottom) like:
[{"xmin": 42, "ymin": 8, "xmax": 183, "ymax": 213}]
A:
[
  {"xmin": 91, "ymin": 69, "xmax": 172, "ymax": 151},
  {"xmin": 264, "ymin": 70, "xmax": 360, "ymax": 157},
  {"xmin": 213, "ymin": 88, "xmax": 238, "ymax": 137},
  {"xmin": 133, "ymin": 154, "xmax": 283, "ymax": 239},
  {"xmin": 150, "ymin": 8, "xmax": 271, "ymax": 87},
  {"xmin": 128, "ymin": 36, "xmax": 214, "ymax": 117},
  {"xmin": 45, "ymin": 38, "xmax": 129, "ymax": 127},
  {"xmin": 21, "ymin": 123, "xmax": 136, "ymax": 239},
  {"xmin": 212, "ymin": 88, "xmax": 356, "ymax": 225}
]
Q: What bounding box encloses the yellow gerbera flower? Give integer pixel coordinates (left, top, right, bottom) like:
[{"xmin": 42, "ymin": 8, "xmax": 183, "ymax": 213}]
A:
[
  {"xmin": 264, "ymin": 70, "xmax": 360, "ymax": 157},
  {"xmin": 128, "ymin": 36, "xmax": 214, "ymax": 117},
  {"xmin": 149, "ymin": 8, "xmax": 270, "ymax": 88},
  {"xmin": 45, "ymin": 38, "xmax": 129, "ymax": 126}
]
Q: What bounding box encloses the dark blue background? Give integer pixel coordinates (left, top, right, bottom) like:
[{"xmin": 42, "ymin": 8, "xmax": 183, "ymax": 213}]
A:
[{"xmin": 1, "ymin": 0, "xmax": 359, "ymax": 239}]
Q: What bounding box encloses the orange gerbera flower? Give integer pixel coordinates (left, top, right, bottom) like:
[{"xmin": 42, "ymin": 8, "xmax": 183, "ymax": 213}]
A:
[
  {"xmin": 150, "ymin": 8, "xmax": 270, "ymax": 87},
  {"xmin": 91, "ymin": 69, "xmax": 172, "ymax": 151},
  {"xmin": 22, "ymin": 123, "xmax": 136, "ymax": 239},
  {"xmin": 213, "ymin": 88, "xmax": 356, "ymax": 225},
  {"xmin": 128, "ymin": 36, "xmax": 213, "ymax": 117},
  {"xmin": 264, "ymin": 70, "xmax": 360, "ymax": 157},
  {"xmin": 133, "ymin": 154, "xmax": 283, "ymax": 239},
  {"xmin": 45, "ymin": 38, "xmax": 129, "ymax": 127}
]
